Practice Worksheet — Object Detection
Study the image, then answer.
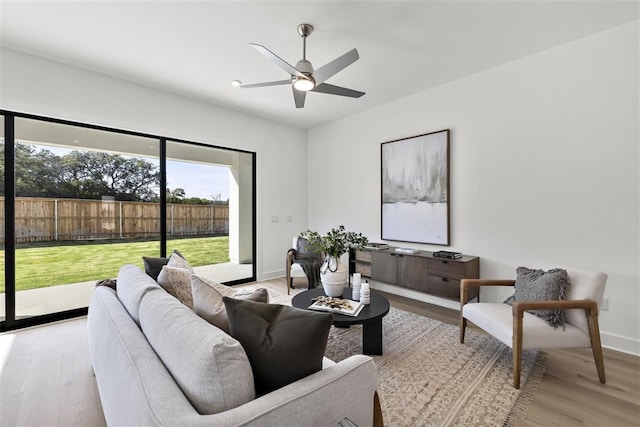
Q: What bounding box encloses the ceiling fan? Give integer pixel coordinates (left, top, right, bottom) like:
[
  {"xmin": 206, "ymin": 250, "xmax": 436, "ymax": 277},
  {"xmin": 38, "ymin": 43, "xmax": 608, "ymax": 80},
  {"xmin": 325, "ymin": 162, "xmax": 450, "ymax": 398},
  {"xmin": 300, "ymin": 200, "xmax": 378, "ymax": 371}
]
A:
[{"xmin": 237, "ymin": 23, "xmax": 365, "ymax": 108}]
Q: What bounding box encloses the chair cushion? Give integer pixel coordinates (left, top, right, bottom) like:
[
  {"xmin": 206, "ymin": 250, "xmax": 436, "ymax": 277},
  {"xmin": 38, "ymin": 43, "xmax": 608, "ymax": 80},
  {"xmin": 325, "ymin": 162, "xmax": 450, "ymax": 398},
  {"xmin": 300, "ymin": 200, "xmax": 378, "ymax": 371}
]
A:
[
  {"xmin": 463, "ymin": 302, "xmax": 591, "ymax": 349},
  {"xmin": 289, "ymin": 262, "xmax": 307, "ymax": 278},
  {"xmin": 116, "ymin": 264, "xmax": 162, "ymax": 326},
  {"xmin": 139, "ymin": 288, "xmax": 255, "ymax": 415},
  {"xmin": 224, "ymin": 298, "xmax": 333, "ymax": 395},
  {"xmin": 512, "ymin": 266, "xmax": 571, "ymax": 328},
  {"xmin": 191, "ymin": 274, "xmax": 269, "ymax": 333}
]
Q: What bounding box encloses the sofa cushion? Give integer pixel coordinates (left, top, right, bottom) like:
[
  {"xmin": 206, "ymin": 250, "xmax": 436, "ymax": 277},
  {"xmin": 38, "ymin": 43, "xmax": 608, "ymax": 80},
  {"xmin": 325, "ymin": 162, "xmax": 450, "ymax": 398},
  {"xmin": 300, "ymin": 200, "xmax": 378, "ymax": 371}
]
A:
[
  {"xmin": 191, "ymin": 275, "xmax": 269, "ymax": 333},
  {"xmin": 116, "ymin": 264, "xmax": 162, "ymax": 326},
  {"xmin": 139, "ymin": 288, "xmax": 255, "ymax": 415},
  {"xmin": 224, "ymin": 298, "xmax": 333, "ymax": 395},
  {"xmin": 142, "ymin": 249, "xmax": 186, "ymax": 280},
  {"xmin": 513, "ymin": 266, "xmax": 571, "ymax": 328}
]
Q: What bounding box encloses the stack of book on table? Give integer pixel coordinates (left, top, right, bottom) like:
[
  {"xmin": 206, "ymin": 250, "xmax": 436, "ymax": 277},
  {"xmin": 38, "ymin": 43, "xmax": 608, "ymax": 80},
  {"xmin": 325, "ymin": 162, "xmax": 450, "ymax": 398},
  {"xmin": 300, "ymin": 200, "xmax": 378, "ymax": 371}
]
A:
[
  {"xmin": 364, "ymin": 242, "xmax": 389, "ymax": 250},
  {"xmin": 308, "ymin": 297, "xmax": 364, "ymax": 317}
]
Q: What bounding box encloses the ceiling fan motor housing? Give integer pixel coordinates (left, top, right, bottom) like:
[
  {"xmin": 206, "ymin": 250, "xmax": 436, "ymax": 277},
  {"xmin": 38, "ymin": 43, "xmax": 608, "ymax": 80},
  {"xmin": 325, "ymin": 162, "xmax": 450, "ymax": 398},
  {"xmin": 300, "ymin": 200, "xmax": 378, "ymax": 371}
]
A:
[{"xmin": 295, "ymin": 59, "xmax": 314, "ymax": 74}]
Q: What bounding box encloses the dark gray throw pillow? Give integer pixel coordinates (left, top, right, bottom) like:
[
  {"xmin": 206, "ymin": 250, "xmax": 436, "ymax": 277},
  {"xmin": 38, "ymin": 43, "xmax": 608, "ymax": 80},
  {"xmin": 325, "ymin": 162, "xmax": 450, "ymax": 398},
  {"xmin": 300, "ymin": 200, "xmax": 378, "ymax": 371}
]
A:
[
  {"xmin": 513, "ymin": 266, "xmax": 571, "ymax": 329},
  {"xmin": 223, "ymin": 298, "xmax": 333, "ymax": 395},
  {"xmin": 95, "ymin": 278, "xmax": 117, "ymax": 291},
  {"xmin": 142, "ymin": 249, "xmax": 185, "ymax": 280}
]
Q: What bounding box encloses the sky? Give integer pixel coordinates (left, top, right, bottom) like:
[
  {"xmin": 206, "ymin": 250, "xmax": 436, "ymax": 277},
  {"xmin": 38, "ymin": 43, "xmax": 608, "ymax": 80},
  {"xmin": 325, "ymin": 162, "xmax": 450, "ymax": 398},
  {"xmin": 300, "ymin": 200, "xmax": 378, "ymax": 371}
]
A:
[
  {"xmin": 166, "ymin": 161, "xmax": 229, "ymax": 201},
  {"xmin": 30, "ymin": 143, "xmax": 230, "ymax": 201}
]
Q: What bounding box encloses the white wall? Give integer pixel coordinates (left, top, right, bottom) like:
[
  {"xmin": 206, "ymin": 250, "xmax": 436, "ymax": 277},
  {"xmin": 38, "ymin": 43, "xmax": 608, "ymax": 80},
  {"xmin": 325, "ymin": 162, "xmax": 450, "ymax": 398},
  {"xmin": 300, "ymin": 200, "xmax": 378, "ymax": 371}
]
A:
[
  {"xmin": 0, "ymin": 47, "xmax": 308, "ymax": 281},
  {"xmin": 308, "ymin": 21, "xmax": 639, "ymax": 354}
]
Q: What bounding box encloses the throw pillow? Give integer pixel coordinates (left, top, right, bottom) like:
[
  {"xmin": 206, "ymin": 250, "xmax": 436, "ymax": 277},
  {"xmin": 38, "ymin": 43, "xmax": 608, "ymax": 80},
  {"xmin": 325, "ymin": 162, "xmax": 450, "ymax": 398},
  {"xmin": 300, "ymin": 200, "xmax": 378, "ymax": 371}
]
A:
[
  {"xmin": 156, "ymin": 253, "xmax": 194, "ymax": 308},
  {"xmin": 95, "ymin": 278, "xmax": 117, "ymax": 291},
  {"xmin": 223, "ymin": 298, "xmax": 333, "ymax": 395},
  {"xmin": 191, "ymin": 275, "xmax": 269, "ymax": 333},
  {"xmin": 165, "ymin": 251, "xmax": 193, "ymax": 272},
  {"xmin": 142, "ymin": 249, "xmax": 185, "ymax": 280},
  {"xmin": 513, "ymin": 266, "xmax": 571, "ymax": 329},
  {"xmin": 192, "ymin": 274, "xmax": 237, "ymax": 298}
]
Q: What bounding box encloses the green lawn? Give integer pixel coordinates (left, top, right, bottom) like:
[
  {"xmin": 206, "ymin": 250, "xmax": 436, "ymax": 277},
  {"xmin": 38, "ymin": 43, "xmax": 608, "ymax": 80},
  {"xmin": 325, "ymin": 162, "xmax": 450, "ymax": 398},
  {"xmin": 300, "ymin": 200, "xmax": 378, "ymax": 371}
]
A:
[{"xmin": 0, "ymin": 236, "xmax": 229, "ymax": 292}]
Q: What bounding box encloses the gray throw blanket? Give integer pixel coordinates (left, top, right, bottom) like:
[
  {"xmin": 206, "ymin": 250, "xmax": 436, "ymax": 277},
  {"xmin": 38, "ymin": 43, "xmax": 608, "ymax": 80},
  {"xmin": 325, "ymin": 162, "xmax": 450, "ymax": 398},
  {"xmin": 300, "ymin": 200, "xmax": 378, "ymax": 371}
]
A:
[
  {"xmin": 293, "ymin": 237, "xmax": 323, "ymax": 289},
  {"xmin": 295, "ymin": 257, "xmax": 322, "ymax": 289}
]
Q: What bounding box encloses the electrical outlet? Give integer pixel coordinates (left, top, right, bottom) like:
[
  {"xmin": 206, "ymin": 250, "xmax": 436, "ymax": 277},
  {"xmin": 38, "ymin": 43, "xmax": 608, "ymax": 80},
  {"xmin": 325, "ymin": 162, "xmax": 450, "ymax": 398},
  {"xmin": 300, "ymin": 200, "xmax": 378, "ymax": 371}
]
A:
[{"xmin": 601, "ymin": 297, "xmax": 609, "ymax": 311}]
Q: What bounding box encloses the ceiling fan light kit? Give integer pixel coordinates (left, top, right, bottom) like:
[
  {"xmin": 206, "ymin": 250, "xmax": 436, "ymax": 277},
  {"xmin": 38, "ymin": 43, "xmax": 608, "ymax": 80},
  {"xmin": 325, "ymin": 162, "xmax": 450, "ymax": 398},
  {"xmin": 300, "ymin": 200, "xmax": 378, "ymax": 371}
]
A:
[
  {"xmin": 293, "ymin": 76, "xmax": 315, "ymax": 91},
  {"xmin": 237, "ymin": 23, "xmax": 365, "ymax": 108}
]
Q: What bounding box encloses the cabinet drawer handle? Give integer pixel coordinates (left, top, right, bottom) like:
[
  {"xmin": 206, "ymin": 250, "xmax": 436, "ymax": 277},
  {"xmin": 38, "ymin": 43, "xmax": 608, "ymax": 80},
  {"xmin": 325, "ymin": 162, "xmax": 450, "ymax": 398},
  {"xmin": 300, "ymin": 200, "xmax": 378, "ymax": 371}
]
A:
[
  {"xmin": 441, "ymin": 260, "xmax": 448, "ymax": 264},
  {"xmin": 441, "ymin": 277, "xmax": 448, "ymax": 282}
]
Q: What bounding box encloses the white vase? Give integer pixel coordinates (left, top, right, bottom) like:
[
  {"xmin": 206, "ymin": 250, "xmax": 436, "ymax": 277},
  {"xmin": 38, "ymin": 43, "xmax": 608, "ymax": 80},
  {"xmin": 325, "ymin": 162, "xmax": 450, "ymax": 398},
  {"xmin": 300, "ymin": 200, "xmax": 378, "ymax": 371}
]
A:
[{"xmin": 320, "ymin": 256, "xmax": 348, "ymax": 297}]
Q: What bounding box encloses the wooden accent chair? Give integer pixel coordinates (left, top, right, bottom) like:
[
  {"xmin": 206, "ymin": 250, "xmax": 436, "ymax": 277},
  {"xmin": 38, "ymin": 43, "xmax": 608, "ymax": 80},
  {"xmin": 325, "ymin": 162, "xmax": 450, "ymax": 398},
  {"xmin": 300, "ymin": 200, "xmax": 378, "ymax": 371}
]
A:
[
  {"xmin": 460, "ymin": 265, "xmax": 607, "ymax": 389},
  {"xmin": 285, "ymin": 237, "xmax": 324, "ymax": 295}
]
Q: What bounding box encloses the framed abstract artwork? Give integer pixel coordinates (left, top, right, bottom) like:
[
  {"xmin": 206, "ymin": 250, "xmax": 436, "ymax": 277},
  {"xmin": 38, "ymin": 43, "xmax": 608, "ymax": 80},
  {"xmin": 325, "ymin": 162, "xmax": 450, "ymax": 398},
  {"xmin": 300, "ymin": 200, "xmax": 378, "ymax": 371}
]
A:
[{"xmin": 381, "ymin": 129, "xmax": 450, "ymax": 245}]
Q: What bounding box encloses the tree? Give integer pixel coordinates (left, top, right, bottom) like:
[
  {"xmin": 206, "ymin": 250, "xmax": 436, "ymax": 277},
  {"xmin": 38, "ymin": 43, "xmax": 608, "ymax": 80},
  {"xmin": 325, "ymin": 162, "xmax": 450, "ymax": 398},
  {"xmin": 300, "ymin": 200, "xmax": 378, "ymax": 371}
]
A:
[
  {"xmin": 0, "ymin": 143, "xmax": 161, "ymax": 201},
  {"xmin": 0, "ymin": 143, "xmax": 63, "ymax": 197},
  {"xmin": 58, "ymin": 151, "xmax": 160, "ymax": 201},
  {"xmin": 166, "ymin": 187, "xmax": 186, "ymax": 203}
]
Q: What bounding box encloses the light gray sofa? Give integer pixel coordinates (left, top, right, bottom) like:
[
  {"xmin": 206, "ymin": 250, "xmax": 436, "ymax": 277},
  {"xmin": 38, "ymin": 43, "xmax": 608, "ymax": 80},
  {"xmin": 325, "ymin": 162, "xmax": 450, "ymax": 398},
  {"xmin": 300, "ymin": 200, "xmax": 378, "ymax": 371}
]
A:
[{"xmin": 87, "ymin": 264, "xmax": 379, "ymax": 426}]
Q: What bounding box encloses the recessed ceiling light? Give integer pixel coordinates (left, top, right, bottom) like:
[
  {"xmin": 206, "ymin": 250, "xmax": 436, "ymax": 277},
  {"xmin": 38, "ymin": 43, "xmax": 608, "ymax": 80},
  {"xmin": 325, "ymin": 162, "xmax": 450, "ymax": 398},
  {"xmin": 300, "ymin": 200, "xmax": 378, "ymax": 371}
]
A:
[{"xmin": 231, "ymin": 80, "xmax": 242, "ymax": 87}]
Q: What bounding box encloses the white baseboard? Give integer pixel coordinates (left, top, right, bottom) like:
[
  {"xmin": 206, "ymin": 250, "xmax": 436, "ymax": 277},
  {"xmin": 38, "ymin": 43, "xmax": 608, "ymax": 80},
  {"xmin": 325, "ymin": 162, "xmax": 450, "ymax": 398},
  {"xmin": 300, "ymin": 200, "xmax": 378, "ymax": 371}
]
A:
[
  {"xmin": 258, "ymin": 269, "xmax": 284, "ymax": 281},
  {"xmin": 601, "ymin": 332, "xmax": 640, "ymax": 356}
]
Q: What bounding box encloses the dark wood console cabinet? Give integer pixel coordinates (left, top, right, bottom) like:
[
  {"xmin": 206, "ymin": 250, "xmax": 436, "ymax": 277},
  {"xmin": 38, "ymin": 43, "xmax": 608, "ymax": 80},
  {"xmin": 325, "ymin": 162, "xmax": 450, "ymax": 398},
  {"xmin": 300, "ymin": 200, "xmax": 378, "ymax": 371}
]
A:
[{"xmin": 349, "ymin": 247, "xmax": 480, "ymax": 303}]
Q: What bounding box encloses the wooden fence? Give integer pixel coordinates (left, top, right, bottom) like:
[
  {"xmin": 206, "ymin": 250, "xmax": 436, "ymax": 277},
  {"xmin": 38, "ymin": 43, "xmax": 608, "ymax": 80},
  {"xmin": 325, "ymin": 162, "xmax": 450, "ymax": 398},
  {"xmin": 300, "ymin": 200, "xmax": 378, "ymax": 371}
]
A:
[{"xmin": 0, "ymin": 197, "xmax": 229, "ymax": 243}]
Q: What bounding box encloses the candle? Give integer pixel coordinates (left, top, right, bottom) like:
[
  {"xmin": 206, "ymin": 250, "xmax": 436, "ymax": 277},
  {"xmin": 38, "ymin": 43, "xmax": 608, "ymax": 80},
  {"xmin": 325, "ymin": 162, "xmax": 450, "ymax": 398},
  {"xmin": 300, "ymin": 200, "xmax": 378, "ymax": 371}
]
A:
[{"xmin": 352, "ymin": 273, "xmax": 361, "ymax": 301}]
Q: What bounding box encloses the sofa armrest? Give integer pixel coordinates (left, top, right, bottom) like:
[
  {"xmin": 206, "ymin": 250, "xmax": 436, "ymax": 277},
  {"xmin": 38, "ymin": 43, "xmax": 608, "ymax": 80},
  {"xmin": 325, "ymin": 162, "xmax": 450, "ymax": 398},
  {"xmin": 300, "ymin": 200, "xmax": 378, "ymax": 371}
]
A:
[{"xmin": 183, "ymin": 355, "xmax": 378, "ymax": 427}]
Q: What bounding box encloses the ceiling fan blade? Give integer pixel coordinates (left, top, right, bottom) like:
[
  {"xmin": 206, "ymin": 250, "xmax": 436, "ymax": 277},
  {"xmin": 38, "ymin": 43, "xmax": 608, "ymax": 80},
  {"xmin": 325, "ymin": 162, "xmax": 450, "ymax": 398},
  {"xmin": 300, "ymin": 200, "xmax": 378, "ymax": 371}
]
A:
[
  {"xmin": 312, "ymin": 83, "xmax": 365, "ymax": 98},
  {"xmin": 250, "ymin": 43, "xmax": 305, "ymax": 79},
  {"xmin": 239, "ymin": 79, "xmax": 291, "ymax": 89},
  {"xmin": 293, "ymin": 88, "xmax": 306, "ymax": 108},
  {"xmin": 312, "ymin": 48, "xmax": 360, "ymax": 85}
]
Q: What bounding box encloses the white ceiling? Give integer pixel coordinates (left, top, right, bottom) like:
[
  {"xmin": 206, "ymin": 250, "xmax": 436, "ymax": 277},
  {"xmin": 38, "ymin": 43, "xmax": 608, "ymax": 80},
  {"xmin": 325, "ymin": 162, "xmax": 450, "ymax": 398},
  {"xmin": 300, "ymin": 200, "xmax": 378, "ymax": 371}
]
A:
[{"xmin": 1, "ymin": 1, "xmax": 638, "ymax": 130}]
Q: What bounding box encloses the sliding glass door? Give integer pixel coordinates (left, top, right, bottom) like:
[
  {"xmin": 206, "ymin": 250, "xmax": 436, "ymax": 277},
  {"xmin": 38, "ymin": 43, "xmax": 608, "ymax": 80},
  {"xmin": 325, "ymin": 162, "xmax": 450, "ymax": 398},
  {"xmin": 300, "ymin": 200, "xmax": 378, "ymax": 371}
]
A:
[
  {"xmin": 165, "ymin": 141, "xmax": 255, "ymax": 284},
  {"xmin": 0, "ymin": 115, "xmax": 5, "ymax": 322},
  {"xmin": 1, "ymin": 112, "xmax": 256, "ymax": 330},
  {"xmin": 11, "ymin": 117, "xmax": 161, "ymax": 320}
]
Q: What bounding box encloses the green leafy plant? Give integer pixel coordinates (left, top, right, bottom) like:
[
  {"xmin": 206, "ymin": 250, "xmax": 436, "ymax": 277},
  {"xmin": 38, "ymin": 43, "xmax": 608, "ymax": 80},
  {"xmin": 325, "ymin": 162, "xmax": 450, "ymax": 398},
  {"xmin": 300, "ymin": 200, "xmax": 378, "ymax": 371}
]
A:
[{"xmin": 300, "ymin": 225, "xmax": 368, "ymax": 260}]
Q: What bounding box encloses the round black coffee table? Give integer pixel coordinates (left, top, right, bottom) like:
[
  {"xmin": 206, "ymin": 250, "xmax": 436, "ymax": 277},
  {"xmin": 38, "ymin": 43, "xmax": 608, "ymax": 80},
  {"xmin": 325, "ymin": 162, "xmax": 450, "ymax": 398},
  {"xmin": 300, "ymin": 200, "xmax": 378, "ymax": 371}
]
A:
[{"xmin": 291, "ymin": 287, "xmax": 390, "ymax": 355}]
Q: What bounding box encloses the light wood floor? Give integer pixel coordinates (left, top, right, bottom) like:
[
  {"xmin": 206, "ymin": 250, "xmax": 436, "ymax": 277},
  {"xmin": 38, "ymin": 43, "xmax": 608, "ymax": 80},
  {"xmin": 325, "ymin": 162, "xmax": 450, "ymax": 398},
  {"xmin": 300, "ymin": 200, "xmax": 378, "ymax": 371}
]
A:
[
  {"xmin": 1, "ymin": 280, "xmax": 638, "ymax": 426},
  {"xmin": 386, "ymin": 291, "xmax": 640, "ymax": 427}
]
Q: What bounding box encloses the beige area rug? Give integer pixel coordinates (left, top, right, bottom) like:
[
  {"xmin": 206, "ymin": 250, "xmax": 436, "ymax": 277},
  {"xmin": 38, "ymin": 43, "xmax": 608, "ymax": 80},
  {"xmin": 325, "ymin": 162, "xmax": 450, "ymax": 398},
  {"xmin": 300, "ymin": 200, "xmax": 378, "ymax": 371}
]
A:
[{"xmin": 238, "ymin": 281, "xmax": 545, "ymax": 427}]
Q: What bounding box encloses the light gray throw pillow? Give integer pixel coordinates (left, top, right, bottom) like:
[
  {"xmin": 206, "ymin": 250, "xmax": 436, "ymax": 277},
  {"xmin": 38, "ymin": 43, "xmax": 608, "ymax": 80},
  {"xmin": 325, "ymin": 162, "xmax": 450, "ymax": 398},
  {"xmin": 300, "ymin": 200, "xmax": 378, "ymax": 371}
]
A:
[{"xmin": 191, "ymin": 275, "xmax": 269, "ymax": 333}]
